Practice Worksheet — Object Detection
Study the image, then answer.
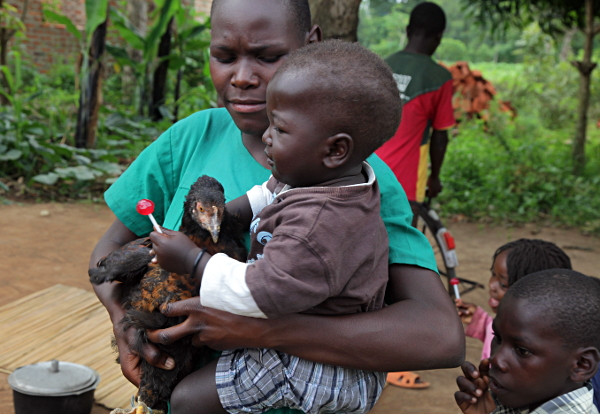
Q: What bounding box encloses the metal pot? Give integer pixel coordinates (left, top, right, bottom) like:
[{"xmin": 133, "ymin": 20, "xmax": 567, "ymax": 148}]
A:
[{"xmin": 8, "ymin": 360, "xmax": 101, "ymax": 414}]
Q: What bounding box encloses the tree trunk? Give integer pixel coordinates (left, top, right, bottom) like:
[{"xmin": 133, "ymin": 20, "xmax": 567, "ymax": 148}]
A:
[
  {"xmin": 571, "ymin": 0, "xmax": 597, "ymax": 176},
  {"xmin": 308, "ymin": 0, "xmax": 362, "ymax": 41},
  {"xmin": 0, "ymin": 33, "xmax": 8, "ymax": 105},
  {"xmin": 150, "ymin": 17, "xmax": 173, "ymax": 121},
  {"xmin": 173, "ymin": 67, "xmax": 183, "ymax": 122},
  {"xmin": 123, "ymin": 0, "xmax": 148, "ymax": 101},
  {"xmin": 0, "ymin": 0, "xmax": 29, "ymax": 105},
  {"xmin": 74, "ymin": 19, "xmax": 108, "ymax": 149},
  {"xmin": 559, "ymin": 28, "xmax": 577, "ymax": 62},
  {"xmin": 0, "ymin": 0, "xmax": 8, "ymax": 67}
]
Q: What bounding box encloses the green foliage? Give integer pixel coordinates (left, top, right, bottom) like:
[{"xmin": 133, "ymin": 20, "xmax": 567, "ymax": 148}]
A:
[
  {"xmin": 461, "ymin": 0, "xmax": 599, "ymax": 35},
  {"xmin": 105, "ymin": 0, "xmax": 211, "ymax": 118},
  {"xmin": 43, "ymin": 10, "xmax": 82, "ymax": 42},
  {"xmin": 358, "ymin": 2, "xmax": 408, "ymax": 58},
  {"xmin": 0, "ymin": 2, "xmax": 26, "ymax": 36},
  {"xmin": 438, "ymin": 113, "xmax": 600, "ymax": 235},
  {"xmin": 436, "ymin": 38, "xmax": 468, "ymax": 62},
  {"xmin": 469, "ymin": 25, "xmax": 582, "ymax": 131},
  {"xmin": 0, "ymin": 53, "xmax": 163, "ymax": 199},
  {"xmin": 0, "ymin": 0, "xmax": 215, "ymax": 200},
  {"xmin": 85, "ymin": 0, "xmax": 110, "ymax": 44}
]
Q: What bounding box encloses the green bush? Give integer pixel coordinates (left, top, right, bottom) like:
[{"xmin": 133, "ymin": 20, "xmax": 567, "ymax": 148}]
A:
[
  {"xmin": 436, "ymin": 38, "xmax": 468, "ymax": 62},
  {"xmin": 438, "ymin": 113, "xmax": 600, "ymax": 235},
  {"xmin": 0, "ymin": 52, "xmax": 167, "ymax": 200}
]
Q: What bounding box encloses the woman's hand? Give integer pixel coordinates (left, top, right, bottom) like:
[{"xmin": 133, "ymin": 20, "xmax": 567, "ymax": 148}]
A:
[
  {"xmin": 150, "ymin": 228, "xmax": 200, "ymax": 275},
  {"xmin": 146, "ymin": 298, "xmax": 271, "ymax": 350},
  {"xmin": 455, "ymin": 298, "xmax": 477, "ymax": 325},
  {"xmin": 455, "ymin": 359, "xmax": 495, "ymax": 414},
  {"xmin": 113, "ymin": 319, "xmax": 176, "ymax": 386}
]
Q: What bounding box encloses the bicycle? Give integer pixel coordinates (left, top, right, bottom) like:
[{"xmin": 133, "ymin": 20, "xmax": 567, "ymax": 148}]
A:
[{"xmin": 410, "ymin": 198, "xmax": 484, "ymax": 298}]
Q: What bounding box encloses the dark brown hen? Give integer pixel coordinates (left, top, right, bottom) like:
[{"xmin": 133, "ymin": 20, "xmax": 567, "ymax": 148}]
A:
[{"xmin": 89, "ymin": 175, "xmax": 247, "ymax": 414}]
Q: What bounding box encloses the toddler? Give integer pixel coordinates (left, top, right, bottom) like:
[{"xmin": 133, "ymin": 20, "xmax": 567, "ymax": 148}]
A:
[{"xmin": 151, "ymin": 39, "xmax": 401, "ymax": 414}]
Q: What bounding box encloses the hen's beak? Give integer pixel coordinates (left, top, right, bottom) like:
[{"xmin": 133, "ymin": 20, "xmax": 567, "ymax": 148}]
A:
[{"xmin": 209, "ymin": 206, "xmax": 220, "ymax": 243}]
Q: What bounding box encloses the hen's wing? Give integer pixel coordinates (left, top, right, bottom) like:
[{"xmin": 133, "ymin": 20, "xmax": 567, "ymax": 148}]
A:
[{"xmin": 89, "ymin": 237, "xmax": 152, "ymax": 285}]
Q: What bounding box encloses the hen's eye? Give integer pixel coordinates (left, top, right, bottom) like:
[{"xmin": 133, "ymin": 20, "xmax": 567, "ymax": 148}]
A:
[{"xmin": 199, "ymin": 207, "xmax": 204, "ymax": 212}]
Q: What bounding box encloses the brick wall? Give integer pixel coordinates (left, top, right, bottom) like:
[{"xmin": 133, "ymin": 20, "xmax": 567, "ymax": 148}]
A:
[
  {"xmin": 7, "ymin": 0, "xmax": 84, "ymax": 72},
  {"xmin": 6, "ymin": 0, "xmax": 213, "ymax": 73}
]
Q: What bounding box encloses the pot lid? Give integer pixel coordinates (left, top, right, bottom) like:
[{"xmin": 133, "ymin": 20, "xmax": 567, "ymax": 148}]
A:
[{"xmin": 8, "ymin": 360, "xmax": 100, "ymax": 396}]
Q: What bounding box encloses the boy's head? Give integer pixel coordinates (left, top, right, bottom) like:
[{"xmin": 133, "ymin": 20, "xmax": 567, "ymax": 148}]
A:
[
  {"xmin": 488, "ymin": 239, "xmax": 572, "ymax": 313},
  {"xmin": 489, "ymin": 269, "xmax": 600, "ymax": 410},
  {"xmin": 406, "ymin": 2, "xmax": 446, "ymax": 55},
  {"xmin": 262, "ymin": 39, "xmax": 401, "ymax": 187},
  {"xmin": 209, "ymin": 0, "xmax": 321, "ymax": 138}
]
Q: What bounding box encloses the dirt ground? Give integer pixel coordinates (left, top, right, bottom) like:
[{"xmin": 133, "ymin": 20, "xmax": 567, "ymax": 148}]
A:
[{"xmin": 1, "ymin": 201, "xmax": 599, "ymax": 414}]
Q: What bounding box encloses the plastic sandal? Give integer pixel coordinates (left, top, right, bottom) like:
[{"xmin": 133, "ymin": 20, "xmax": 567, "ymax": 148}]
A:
[{"xmin": 386, "ymin": 371, "xmax": 430, "ymax": 389}]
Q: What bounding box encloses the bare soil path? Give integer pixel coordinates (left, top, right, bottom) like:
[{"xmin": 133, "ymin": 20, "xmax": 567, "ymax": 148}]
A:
[{"xmin": 1, "ymin": 202, "xmax": 599, "ymax": 414}]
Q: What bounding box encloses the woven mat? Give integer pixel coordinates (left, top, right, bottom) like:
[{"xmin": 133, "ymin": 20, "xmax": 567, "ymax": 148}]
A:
[{"xmin": 0, "ymin": 284, "xmax": 137, "ymax": 410}]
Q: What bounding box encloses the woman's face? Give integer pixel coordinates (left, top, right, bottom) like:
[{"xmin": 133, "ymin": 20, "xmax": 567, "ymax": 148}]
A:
[
  {"xmin": 209, "ymin": 0, "xmax": 309, "ymax": 138},
  {"xmin": 488, "ymin": 249, "xmax": 510, "ymax": 313}
]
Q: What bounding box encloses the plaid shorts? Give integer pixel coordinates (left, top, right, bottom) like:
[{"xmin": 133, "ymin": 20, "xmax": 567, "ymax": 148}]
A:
[{"xmin": 216, "ymin": 348, "xmax": 385, "ymax": 414}]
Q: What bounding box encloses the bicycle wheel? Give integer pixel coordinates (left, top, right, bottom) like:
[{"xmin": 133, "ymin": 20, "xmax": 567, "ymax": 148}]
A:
[{"xmin": 411, "ymin": 202, "xmax": 458, "ymax": 290}]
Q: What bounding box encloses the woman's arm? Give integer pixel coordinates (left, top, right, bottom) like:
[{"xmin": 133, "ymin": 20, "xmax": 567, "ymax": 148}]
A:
[
  {"xmin": 90, "ymin": 218, "xmax": 175, "ymax": 385},
  {"xmin": 148, "ymin": 264, "xmax": 465, "ymax": 372}
]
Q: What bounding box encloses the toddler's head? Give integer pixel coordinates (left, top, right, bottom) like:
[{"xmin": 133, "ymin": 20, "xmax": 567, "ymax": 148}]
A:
[
  {"xmin": 488, "ymin": 239, "xmax": 571, "ymax": 312},
  {"xmin": 490, "ymin": 269, "xmax": 600, "ymax": 410},
  {"xmin": 262, "ymin": 39, "xmax": 402, "ymax": 187}
]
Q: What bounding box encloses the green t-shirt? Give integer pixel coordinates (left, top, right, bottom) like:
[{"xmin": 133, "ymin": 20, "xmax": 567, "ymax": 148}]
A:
[{"xmin": 104, "ymin": 107, "xmax": 437, "ymax": 414}]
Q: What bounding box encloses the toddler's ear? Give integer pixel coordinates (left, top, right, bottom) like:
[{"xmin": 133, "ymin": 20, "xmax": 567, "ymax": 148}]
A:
[
  {"xmin": 571, "ymin": 347, "xmax": 600, "ymax": 383},
  {"xmin": 323, "ymin": 133, "xmax": 353, "ymax": 169}
]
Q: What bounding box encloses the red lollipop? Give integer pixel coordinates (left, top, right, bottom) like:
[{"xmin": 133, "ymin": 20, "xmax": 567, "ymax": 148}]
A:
[
  {"xmin": 450, "ymin": 278, "xmax": 460, "ymax": 299},
  {"xmin": 137, "ymin": 199, "xmax": 163, "ymax": 233}
]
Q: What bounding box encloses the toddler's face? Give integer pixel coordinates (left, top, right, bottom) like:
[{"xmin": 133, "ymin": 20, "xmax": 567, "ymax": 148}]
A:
[
  {"xmin": 488, "ymin": 250, "xmax": 509, "ymax": 313},
  {"xmin": 262, "ymin": 73, "xmax": 331, "ymax": 187},
  {"xmin": 488, "ymin": 297, "xmax": 577, "ymax": 410}
]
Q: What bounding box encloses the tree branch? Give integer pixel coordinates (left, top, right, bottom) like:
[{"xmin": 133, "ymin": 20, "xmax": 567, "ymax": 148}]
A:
[
  {"xmin": 594, "ymin": 24, "xmax": 600, "ymax": 36},
  {"xmin": 20, "ymin": 0, "xmax": 29, "ymax": 22},
  {"xmin": 1, "ymin": 0, "xmax": 29, "ymax": 48}
]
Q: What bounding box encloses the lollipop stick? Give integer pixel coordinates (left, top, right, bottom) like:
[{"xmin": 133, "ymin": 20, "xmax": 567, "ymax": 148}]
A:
[
  {"xmin": 148, "ymin": 214, "xmax": 163, "ymax": 234},
  {"xmin": 453, "ymin": 285, "xmax": 460, "ymax": 300}
]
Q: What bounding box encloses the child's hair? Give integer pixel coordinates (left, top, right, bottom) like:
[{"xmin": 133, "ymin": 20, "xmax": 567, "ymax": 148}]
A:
[
  {"xmin": 272, "ymin": 39, "xmax": 402, "ymax": 161},
  {"xmin": 211, "ymin": 0, "xmax": 312, "ymax": 37},
  {"xmin": 505, "ymin": 269, "xmax": 600, "ymax": 350},
  {"xmin": 491, "ymin": 239, "xmax": 572, "ymax": 286},
  {"xmin": 408, "ymin": 2, "xmax": 446, "ymax": 37}
]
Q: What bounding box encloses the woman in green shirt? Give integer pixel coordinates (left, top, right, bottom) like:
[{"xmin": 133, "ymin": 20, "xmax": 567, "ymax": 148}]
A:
[{"xmin": 89, "ymin": 0, "xmax": 464, "ymax": 412}]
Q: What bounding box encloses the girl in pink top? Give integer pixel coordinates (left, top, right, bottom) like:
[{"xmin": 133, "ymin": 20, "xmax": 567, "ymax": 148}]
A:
[{"xmin": 455, "ymin": 239, "xmax": 572, "ymax": 360}]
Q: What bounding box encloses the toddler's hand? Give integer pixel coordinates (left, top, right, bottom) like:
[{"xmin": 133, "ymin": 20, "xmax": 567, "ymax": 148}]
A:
[
  {"xmin": 455, "ymin": 298, "xmax": 477, "ymax": 325},
  {"xmin": 150, "ymin": 228, "xmax": 200, "ymax": 275},
  {"xmin": 455, "ymin": 359, "xmax": 495, "ymax": 414}
]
